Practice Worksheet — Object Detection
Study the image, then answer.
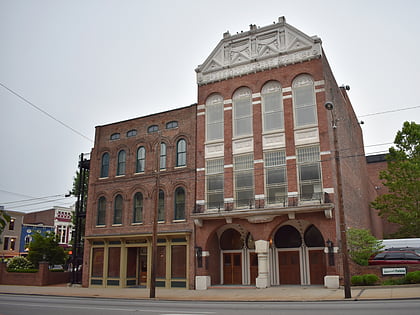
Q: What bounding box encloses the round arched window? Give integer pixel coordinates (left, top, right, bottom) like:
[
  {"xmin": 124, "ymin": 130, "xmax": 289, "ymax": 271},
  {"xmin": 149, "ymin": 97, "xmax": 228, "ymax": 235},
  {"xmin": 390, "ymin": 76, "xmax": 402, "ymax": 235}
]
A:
[{"xmin": 274, "ymin": 225, "xmax": 302, "ymax": 248}]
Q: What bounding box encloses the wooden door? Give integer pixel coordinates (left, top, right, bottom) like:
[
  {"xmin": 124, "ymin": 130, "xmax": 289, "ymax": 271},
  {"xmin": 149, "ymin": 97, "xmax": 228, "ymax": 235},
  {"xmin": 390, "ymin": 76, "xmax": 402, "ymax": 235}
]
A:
[
  {"xmin": 223, "ymin": 253, "xmax": 242, "ymax": 284},
  {"xmin": 249, "ymin": 252, "xmax": 258, "ymax": 285},
  {"xmin": 309, "ymin": 250, "xmax": 326, "ymax": 285},
  {"xmin": 278, "ymin": 251, "xmax": 300, "ymax": 284},
  {"xmin": 139, "ymin": 247, "xmax": 148, "ymax": 285}
]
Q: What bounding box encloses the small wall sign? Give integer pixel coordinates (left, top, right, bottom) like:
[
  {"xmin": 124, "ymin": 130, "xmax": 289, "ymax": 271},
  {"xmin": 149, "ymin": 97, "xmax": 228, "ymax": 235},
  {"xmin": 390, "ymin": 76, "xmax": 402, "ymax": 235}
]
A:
[{"xmin": 381, "ymin": 267, "xmax": 407, "ymax": 276}]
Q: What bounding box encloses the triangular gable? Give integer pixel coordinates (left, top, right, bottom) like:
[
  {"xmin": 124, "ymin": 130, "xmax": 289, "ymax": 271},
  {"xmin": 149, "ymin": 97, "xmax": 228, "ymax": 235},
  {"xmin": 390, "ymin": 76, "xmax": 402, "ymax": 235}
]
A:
[{"xmin": 196, "ymin": 17, "xmax": 322, "ymax": 85}]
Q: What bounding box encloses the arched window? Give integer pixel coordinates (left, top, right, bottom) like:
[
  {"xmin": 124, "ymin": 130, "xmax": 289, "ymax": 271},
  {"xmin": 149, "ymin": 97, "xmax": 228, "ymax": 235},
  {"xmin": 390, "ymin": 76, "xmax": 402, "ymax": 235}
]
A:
[
  {"xmin": 136, "ymin": 146, "xmax": 146, "ymax": 173},
  {"xmin": 174, "ymin": 187, "xmax": 185, "ymax": 220},
  {"xmin": 274, "ymin": 225, "xmax": 302, "ymax": 248},
  {"xmin": 148, "ymin": 125, "xmax": 159, "ymax": 133},
  {"xmin": 160, "ymin": 143, "xmax": 166, "ymax": 170},
  {"xmin": 158, "ymin": 190, "xmax": 165, "ymax": 222},
  {"xmin": 97, "ymin": 196, "xmax": 106, "ymax": 225},
  {"xmin": 176, "ymin": 139, "xmax": 187, "ymax": 167},
  {"xmin": 304, "ymin": 225, "xmax": 325, "ymax": 247},
  {"xmin": 127, "ymin": 129, "xmax": 137, "ymax": 137},
  {"xmin": 117, "ymin": 150, "xmax": 126, "ymax": 175},
  {"xmin": 100, "ymin": 152, "xmax": 109, "ymax": 178},
  {"xmin": 262, "ymin": 81, "xmax": 284, "ymax": 132},
  {"xmin": 166, "ymin": 121, "xmax": 178, "ymax": 129},
  {"xmin": 110, "ymin": 133, "xmax": 120, "ymax": 140},
  {"xmin": 293, "ymin": 74, "xmax": 317, "ymax": 127},
  {"xmin": 233, "ymin": 87, "xmax": 252, "ymax": 137},
  {"xmin": 113, "ymin": 194, "xmax": 123, "ymax": 224},
  {"xmin": 220, "ymin": 229, "xmax": 243, "ymax": 250},
  {"xmin": 133, "ymin": 192, "xmax": 143, "ymax": 223},
  {"xmin": 206, "ymin": 94, "xmax": 224, "ymax": 141}
]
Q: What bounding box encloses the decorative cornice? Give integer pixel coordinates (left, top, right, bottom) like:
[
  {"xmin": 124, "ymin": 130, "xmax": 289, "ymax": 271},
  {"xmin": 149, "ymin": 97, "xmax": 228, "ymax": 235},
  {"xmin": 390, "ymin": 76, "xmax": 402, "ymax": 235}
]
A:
[{"xmin": 196, "ymin": 16, "xmax": 322, "ymax": 86}]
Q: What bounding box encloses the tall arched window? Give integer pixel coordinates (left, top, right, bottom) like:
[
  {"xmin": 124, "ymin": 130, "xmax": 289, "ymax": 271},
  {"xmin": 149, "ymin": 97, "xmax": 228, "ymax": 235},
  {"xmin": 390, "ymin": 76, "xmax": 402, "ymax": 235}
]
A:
[
  {"xmin": 100, "ymin": 153, "xmax": 109, "ymax": 178},
  {"xmin": 160, "ymin": 143, "xmax": 166, "ymax": 170},
  {"xmin": 233, "ymin": 87, "xmax": 252, "ymax": 137},
  {"xmin": 262, "ymin": 81, "xmax": 283, "ymax": 132},
  {"xmin": 133, "ymin": 192, "xmax": 143, "ymax": 223},
  {"xmin": 158, "ymin": 190, "xmax": 165, "ymax": 222},
  {"xmin": 174, "ymin": 187, "xmax": 185, "ymax": 220},
  {"xmin": 176, "ymin": 139, "xmax": 187, "ymax": 167},
  {"xmin": 206, "ymin": 94, "xmax": 224, "ymax": 141},
  {"xmin": 136, "ymin": 146, "xmax": 146, "ymax": 173},
  {"xmin": 117, "ymin": 150, "xmax": 126, "ymax": 175},
  {"xmin": 293, "ymin": 74, "xmax": 317, "ymax": 127},
  {"xmin": 97, "ymin": 196, "xmax": 106, "ymax": 225},
  {"xmin": 113, "ymin": 194, "xmax": 123, "ymax": 224}
]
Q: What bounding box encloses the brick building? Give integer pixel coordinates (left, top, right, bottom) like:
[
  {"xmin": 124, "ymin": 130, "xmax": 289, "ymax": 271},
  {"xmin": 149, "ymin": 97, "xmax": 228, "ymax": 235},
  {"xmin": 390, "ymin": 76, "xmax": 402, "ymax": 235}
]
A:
[
  {"xmin": 192, "ymin": 17, "xmax": 379, "ymax": 288},
  {"xmin": 82, "ymin": 17, "xmax": 385, "ymax": 290},
  {"xmin": 83, "ymin": 105, "xmax": 197, "ymax": 288}
]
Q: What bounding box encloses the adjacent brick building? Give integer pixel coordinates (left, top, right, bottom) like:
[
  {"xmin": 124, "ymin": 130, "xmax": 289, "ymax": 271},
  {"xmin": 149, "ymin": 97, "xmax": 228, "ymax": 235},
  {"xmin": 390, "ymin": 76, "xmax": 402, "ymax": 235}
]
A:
[{"xmin": 83, "ymin": 105, "xmax": 197, "ymax": 288}]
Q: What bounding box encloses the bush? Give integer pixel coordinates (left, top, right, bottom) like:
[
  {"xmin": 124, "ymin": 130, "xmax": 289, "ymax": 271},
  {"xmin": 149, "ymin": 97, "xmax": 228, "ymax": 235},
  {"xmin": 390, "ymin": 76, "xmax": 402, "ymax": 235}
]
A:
[
  {"xmin": 382, "ymin": 278, "xmax": 406, "ymax": 286},
  {"xmin": 351, "ymin": 275, "xmax": 364, "ymax": 286},
  {"xmin": 351, "ymin": 274, "xmax": 379, "ymax": 286},
  {"xmin": 363, "ymin": 274, "xmax": 379, "ymax": 285},
  {"xmin": 6, "ymin": 256, "xmax": 34, "ymax": 271},
  {"xmin": 404, "ymin": 271, "xmax": 420, "ymax": 284}
]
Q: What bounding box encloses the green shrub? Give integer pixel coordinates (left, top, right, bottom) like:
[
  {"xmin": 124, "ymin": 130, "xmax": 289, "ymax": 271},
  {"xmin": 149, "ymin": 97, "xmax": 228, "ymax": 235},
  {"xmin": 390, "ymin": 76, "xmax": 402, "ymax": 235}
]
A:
[
  {"xmin": 351, "ymin": 274, "xmax": 379, "ymax": 286},
  {"xmin": 6, "ymin": 256, "xmax": 34, "ymax": 271},
  {"xmin": 363, "ymin": 274, "xmax": 379, "ymax": 286},
  {"xmin": 351, "ymin": 275, "xmax": 364, "ymax": 286},
  {"xmin": 382, "ymin": 278, "xmax": 406, "ymax": 286},
  {"xmin": 404, "ymin": 271, "xmax": 420, "ymax": 284}
]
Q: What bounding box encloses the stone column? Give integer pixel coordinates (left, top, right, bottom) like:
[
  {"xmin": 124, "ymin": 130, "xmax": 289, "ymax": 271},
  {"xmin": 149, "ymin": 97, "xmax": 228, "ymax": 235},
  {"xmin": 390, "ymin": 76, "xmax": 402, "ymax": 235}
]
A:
[{"xmin": 255, "ymin": 240, "xmax": 270, "ymax": 288}]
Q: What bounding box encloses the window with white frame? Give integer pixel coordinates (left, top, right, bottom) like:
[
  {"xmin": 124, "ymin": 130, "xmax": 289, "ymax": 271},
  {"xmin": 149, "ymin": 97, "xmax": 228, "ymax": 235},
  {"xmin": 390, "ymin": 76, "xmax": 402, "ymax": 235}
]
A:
[
  {"xmin": 113, "ymin": 194, "xmax": 123, "ymax": 224},
  {"xmin": 136, "ymin": 146, "xmax": 146, "ymax": 173},
  {"xmin": 293, "ymin": 75, "xmax": 317, "ymax": 128},
  {"xmin": 160, "ymin": 143, "xmax": 166, "ymax": 170},
  {"xmin": 262, "ymin": 81, "xmax": 284, "ymax": 132},
  {"xmin": 133, "ymin": 192, "xmax": 143, "ymax": 223},
  {"xmin": 100, "ymin": 152, "xmax": 109, "ymax": 178},
  {"xmin": 264, "ymin": 150, "xmax": 287, "ymax": 205},
  {"xmin": 206, "ymin": 94, "xmax": 224, "ymax": 141},
  {"xmin": 233, "ymin": 87, "xmax": 252, "ymax": 137},
  {"xmin": 176, "ymin": 139, "xmax": 187, "ymax": 167},
  {"xmin": 297, "ymin": 146, "xmax": 322, "ymax": 201},
  {"xmin": 117, "ymin": 150, "xmax": 126, "ymax": 175},
  {"xmin": 206, "ymin": 158, "xmax": 224, "ymax": 210},
  {"xmin": 234, "ymin": 154, "xmax": 254, "ymax": 208}
]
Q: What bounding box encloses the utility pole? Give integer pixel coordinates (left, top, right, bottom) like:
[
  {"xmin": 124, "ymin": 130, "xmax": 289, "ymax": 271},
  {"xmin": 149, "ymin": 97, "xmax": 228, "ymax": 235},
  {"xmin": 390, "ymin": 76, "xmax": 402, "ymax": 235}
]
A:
[
  {"xmin": 72, "ymin": 153, "xmax": 90, "ymax": 285},
  {"xmin": 150, "ymin": 133, "xmax": 161, "ymax": 298},
  {"xmin": 325, "ymin": 102, "xmax": 351, "ymax": 299}
]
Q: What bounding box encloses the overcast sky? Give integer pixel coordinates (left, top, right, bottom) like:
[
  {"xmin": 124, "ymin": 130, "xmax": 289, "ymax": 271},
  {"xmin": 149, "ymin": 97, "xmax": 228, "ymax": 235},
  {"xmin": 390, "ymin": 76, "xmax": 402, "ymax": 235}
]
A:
[{"xmin": 1, "ymin": 0, "xmax": 419, "ymax": 212}]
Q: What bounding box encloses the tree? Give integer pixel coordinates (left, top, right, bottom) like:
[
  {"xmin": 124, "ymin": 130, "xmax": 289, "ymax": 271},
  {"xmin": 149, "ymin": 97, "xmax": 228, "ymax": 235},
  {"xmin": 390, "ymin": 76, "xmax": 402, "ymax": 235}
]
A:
[
  {"xmin": 0, "ymin": 208, "xmax": 10, "ymax": 235},
  {"xmin": 371, "ymin": 121, "xmax": 420, "ymax": 238},
  {"xmin": 27, "ymin": 232, "xmax": 66, "ymax": 268},
  {"xmin": 347, "ymin": 228, "xmax": 384, "ymax": 266}
]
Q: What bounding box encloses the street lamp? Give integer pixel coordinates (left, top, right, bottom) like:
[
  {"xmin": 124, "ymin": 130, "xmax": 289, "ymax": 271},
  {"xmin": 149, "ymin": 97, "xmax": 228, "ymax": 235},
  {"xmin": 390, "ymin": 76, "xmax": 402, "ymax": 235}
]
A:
[{"xmin": 325, "ymin": 102, "xmax": 352, "ymax": 299}]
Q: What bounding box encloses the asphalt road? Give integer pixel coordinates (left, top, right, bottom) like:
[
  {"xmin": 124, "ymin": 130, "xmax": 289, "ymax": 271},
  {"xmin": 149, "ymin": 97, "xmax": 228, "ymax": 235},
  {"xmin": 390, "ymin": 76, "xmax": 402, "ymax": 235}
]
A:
[{"xmin": 1, "ymin": 294, "xmax": 420, "ymax": 315}]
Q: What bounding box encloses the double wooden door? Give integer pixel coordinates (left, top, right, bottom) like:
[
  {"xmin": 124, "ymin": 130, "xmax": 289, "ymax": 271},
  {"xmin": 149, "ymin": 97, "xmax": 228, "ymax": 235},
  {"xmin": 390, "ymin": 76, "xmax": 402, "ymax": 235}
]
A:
[{"xmin": 223, "ymin": 253, "xmax": 242, "ymax": 284}]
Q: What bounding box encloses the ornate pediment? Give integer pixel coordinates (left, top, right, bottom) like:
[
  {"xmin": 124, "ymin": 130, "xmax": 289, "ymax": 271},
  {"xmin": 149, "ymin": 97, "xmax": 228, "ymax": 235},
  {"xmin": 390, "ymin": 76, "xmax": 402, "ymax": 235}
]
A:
[{"xmin": 196, "ymin": 17, "xmax": 322, "ymax": 85}]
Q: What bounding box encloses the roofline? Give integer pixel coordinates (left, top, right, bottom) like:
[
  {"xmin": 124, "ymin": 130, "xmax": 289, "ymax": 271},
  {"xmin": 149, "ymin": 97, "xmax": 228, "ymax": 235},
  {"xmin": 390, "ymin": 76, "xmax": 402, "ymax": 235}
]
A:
[{"xmin": 95, "ymin": 103, "xmax": 197, "ymax": 129}]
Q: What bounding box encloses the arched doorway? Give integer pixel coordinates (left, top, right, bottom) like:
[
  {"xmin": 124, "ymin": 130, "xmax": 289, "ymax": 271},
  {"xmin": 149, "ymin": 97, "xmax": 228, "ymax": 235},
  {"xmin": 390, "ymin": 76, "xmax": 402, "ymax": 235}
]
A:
[
  {"xmin": 304, "ymin": 225, "xmax": 326, "ymax": 285},
  {"xmin": 273, "ymin": 223, "xmax": 326, "ymax": 285},
  {"xmin": 220, "ymin": 228, "xmax": 243, "ymax": 285}
]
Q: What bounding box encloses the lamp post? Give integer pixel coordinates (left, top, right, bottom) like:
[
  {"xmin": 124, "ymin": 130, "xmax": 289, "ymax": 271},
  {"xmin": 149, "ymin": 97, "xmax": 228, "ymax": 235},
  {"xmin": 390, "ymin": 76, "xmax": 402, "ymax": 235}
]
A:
[{"xmin": 325, "ymin": 102, "xmax": 351, "ymax": 299}]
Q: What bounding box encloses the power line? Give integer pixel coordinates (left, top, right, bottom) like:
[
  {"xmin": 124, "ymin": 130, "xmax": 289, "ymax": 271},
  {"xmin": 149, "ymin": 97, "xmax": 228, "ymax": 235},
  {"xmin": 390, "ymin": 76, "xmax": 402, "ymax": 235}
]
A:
[
  {"xmin": 358, "ymin": 105, "xmax": 420, "ymax": 118},
  {"xmin": 0, "ymin": 81, "xmax": 93, "ymax": 143}
]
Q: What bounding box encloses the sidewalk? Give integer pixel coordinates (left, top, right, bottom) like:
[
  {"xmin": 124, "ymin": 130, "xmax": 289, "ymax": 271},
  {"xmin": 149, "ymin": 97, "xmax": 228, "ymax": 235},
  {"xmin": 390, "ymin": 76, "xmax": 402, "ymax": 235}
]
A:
[{"xmin": 1, "ymin": 284, "xmax": 419, "ymax": 301}]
